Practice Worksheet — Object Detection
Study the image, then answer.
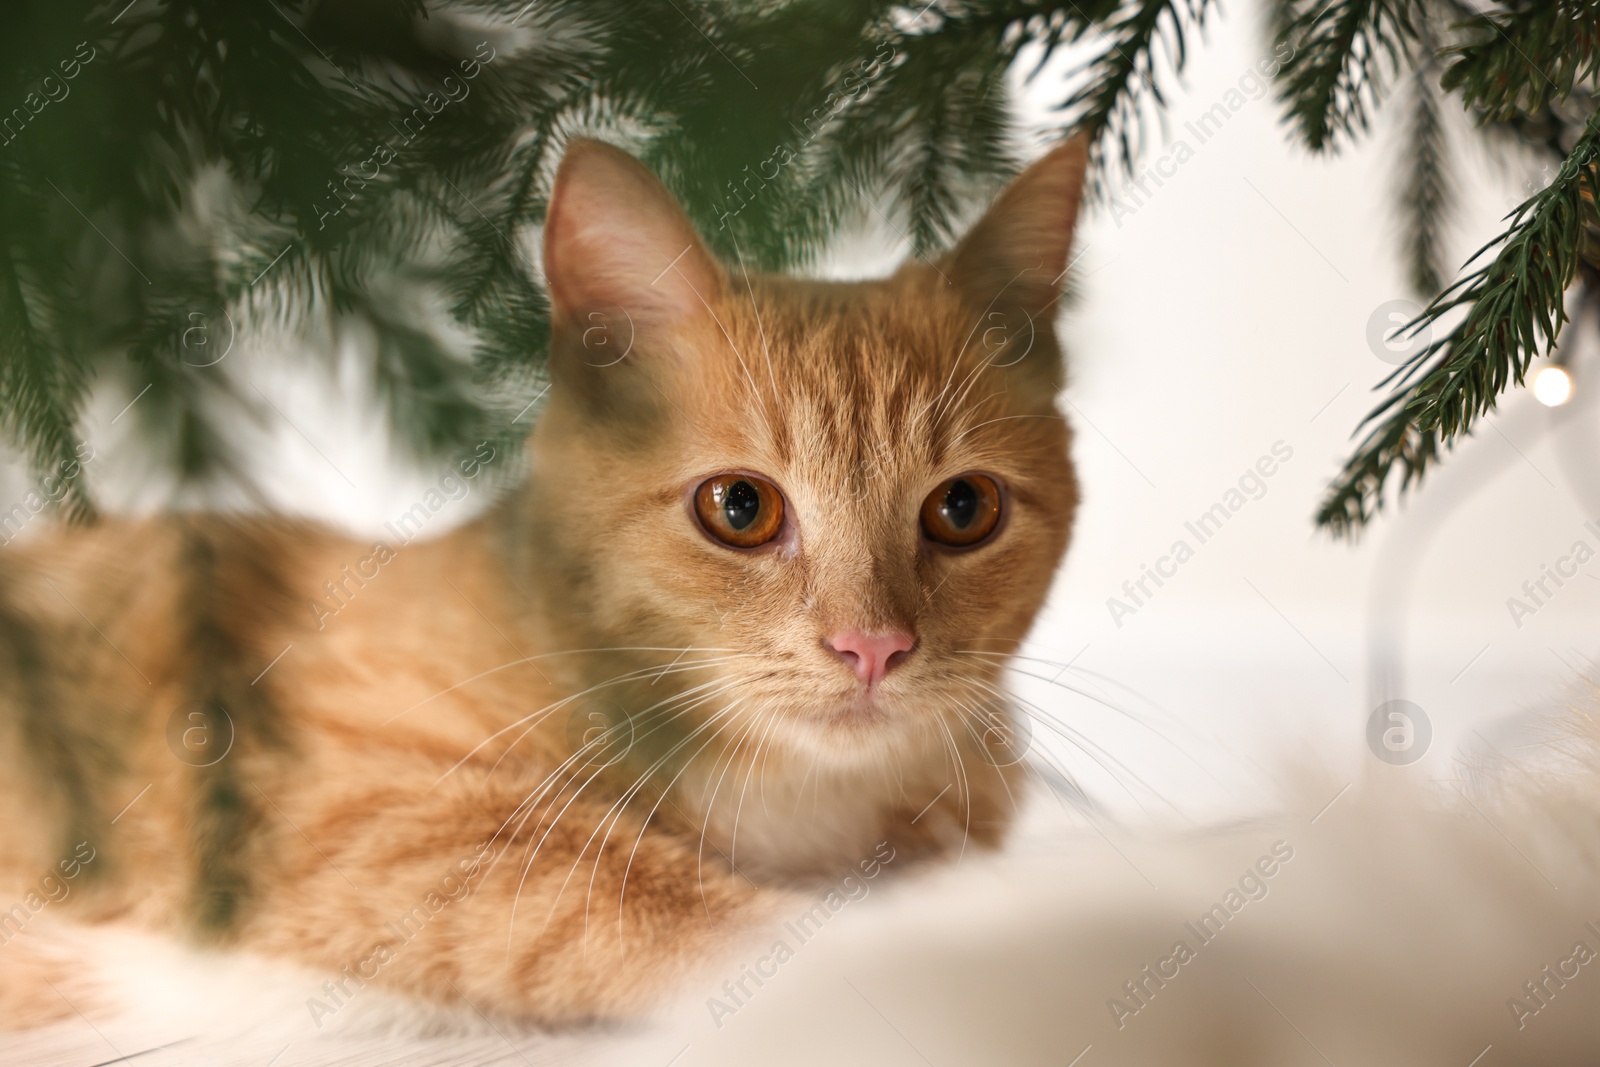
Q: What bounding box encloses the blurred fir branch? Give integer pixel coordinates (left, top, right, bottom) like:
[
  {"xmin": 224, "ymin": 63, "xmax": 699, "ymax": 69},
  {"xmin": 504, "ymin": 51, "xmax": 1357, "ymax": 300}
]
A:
[
  {"xmin": 1397, "ymin": 17, "xmax": 1449, "ymax": 298},
  {"xmin": 0, "ymin": 0, "xmax": 1594, "ymax": 538},
  {"xmin": 1059, "ymin": 0, "xmax": 1215, "ymax": 187},
  {"xmin": 1273, "ymin": 0, "xmax": 1421, "ymax": 151},
  {"xmin": 1279, "ymin": 0, "xmax": 1600, "ymax": 535},
  {"xmin": 1318, "ymin": 108, "xmax": 1600, "ymax": 534},
  {"xmin": 0, "ymin": 0, "xmax": 1204, "ymax": 509},
  {"xmin": 1440, "ymin": 0, "xmax": 1600, "ymax": 121}
]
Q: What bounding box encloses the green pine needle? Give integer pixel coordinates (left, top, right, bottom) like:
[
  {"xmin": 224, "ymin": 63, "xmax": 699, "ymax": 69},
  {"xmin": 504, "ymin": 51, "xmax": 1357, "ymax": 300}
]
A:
[
  {"xmin": 1060, "ymin": 0, "xmax": 1214, "ymax": 186},
  {"xmin": 1398, "ymin": 41, "xmax": 1451, "ymax": 298},
  {"xmin": 1441, "ymin": 0, "xmax": 1600, "ymax": 122},
  {"xmin": 1318, "ymin": 105, "xmax": 1600, "ymax": 536},
  {"xmin": 0, "ymin": 0, "xmax": 1593, "ymax": 545},
  {"xmin": 1274, "ymin": 0, "xmax": 1421, "ymax": 152}
]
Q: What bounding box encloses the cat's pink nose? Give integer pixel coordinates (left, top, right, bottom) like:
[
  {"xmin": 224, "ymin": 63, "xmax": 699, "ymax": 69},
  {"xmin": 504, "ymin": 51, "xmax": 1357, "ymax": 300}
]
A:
[{"xmin": 825, "ymin": 631, "xmax": 916, "ymax": 687}]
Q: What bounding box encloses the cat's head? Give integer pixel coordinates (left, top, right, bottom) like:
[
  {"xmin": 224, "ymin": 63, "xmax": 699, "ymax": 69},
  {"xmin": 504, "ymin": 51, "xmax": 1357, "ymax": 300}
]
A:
[{"xmin": 528, "ymin": 137, "xmax": 1086, "ymax": 764}]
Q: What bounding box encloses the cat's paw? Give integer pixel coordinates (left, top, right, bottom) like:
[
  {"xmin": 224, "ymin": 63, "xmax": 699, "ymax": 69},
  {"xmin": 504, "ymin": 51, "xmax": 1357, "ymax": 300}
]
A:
[{"xmin": 0, "ymin": 929, "xmax": 109, "ymax": 1030}]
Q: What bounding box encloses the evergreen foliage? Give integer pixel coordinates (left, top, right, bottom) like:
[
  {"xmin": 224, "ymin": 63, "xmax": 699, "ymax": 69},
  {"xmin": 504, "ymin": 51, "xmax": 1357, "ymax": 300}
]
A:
[
  {"xmin": 1293, "ymin": 0, "xmax": 1600, "ymax": 533},
  {"xmin": 0, "ymin": 1, "xmax": 1593, "ymax": 535}
]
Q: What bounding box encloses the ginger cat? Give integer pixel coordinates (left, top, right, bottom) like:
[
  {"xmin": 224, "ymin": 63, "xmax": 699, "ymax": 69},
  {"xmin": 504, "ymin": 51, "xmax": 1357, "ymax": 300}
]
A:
[{"xmin": 0, "ymin": 136, "xmax": 1089, "ymax": 1026}]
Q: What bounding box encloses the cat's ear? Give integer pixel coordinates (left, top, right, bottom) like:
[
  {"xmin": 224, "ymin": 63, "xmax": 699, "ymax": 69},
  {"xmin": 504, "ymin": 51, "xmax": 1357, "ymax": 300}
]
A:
[
  {"xmin": 942, "ymin": 137, "xmax": 1090, "ymax": 313},
  {"xmin": 542, "ymin": 139, "xmax": 724, "ymax": 332}
]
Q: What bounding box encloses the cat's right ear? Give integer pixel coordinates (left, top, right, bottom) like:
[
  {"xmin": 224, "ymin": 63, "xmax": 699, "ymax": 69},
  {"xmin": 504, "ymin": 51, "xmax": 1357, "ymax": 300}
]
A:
[
  {"xmin": 942, "ymin": 136, "xmax": 1090, "ymax": 316},
  {"xmin": 542, "ymin": 139, "xmax": 725, "ymax": 342}
]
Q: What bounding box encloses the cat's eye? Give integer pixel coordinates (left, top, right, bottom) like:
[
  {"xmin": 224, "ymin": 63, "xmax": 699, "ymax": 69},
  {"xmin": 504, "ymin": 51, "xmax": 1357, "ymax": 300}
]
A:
[
  {"xmin": 694, "ymin": 474, "xmax": 786, "ymax": 548},
  {"xmin": 920, "ymin": 474, "xmax": 1002, "ymax": 547}
]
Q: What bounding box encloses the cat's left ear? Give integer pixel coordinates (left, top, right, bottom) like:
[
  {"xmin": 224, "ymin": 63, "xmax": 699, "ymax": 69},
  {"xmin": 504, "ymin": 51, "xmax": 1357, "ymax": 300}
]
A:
[
  {"xmin": 942, "ymin": 136, "xmax": 1090, "ymax": 315},
  {"xmin": 543, "ymin": 139, "xmax": 725, "ymax": 334}
]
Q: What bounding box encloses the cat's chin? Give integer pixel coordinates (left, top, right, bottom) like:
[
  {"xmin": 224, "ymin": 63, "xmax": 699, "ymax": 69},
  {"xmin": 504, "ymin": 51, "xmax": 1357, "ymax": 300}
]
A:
[
  {"xmin": 821, "ymin": 695, "xmax": 895, "ymax": 727},
  {"xmin": 777, "ymin": 694, "xmax": 924, "ymax": 762}
]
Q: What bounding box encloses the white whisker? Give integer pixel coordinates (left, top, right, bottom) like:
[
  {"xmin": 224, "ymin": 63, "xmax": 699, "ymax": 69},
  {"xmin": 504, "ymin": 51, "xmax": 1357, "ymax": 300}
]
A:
[{"xmin": 381, "ymin": 645, "xmax": 738, "ymax": 727}]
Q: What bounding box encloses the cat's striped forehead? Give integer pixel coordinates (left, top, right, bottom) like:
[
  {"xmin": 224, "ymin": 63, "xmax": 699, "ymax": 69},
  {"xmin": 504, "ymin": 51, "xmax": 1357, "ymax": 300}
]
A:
[{"xmin": 698, "ymin": 267, "xmax": 1061, "ymax": 477}]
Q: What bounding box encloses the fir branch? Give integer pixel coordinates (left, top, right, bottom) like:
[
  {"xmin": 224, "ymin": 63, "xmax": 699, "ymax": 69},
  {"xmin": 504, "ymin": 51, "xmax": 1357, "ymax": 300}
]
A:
[
  {"xmin": 0, "ymin": 283, "xmax": 92, "ymax": 519},
  {"xmin": 1058, "ymin": 0, "xmax": 1214, "ymax": 183},
  {"xmin": 1398, "ymin": 39, "xmax": 1451, "ymax": 297},
  {"xmin": 870, "ymin": 22, "xmax": 1019, "ymax": 255},
  {"xmin": 1441, "ymin": 0, "xmax": 1600, "ymax": 122},
  {"xmin": 0, "ymin": 0, "xmax": 1589, "ymax": 540},
  {"xmin": 0, "ymin": 205, "xmax": 94, "ymax": 520},
  {"xmin": 1274, "ymin": 0, "xmax": 1421, "ymax": 151},
  {"xmin": 1318, "ymin": 106, "xmax": 1600, "ymax": 536}
]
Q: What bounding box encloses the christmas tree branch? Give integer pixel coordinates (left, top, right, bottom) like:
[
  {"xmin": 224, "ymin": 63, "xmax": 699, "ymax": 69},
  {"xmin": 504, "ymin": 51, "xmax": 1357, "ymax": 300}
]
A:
[
  {"xmin": 1274, "ymin": 0, "xmax": 1421, "ymax": 151},
  {"xmin": 1441, "ymin": 0, "xmax": 1600, "ymax": 122},
  {"xmin": 0, "ymin": 244, "xmax": 93, "ymax": 521},
  {"xmin": 1317, "ymin": 105, "xmax": 1600, "ymax": 536},
  {"xmin": 1397, "ymin": 30, "xmax": 1450, "ymax": 297},
  {"xmin": 1058, "ymin": 0, "xmax": 1215, "ymax": 184}
]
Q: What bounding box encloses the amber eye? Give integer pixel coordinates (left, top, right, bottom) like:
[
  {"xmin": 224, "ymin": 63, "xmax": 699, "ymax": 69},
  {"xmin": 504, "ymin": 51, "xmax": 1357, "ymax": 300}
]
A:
[
  {"xmin": 921, "ymin": 474, "xmax": 1002, "ymax": 547},
  {"xmin": 694, "ymin": 475, "xmax": 786, "ymax": 548}
]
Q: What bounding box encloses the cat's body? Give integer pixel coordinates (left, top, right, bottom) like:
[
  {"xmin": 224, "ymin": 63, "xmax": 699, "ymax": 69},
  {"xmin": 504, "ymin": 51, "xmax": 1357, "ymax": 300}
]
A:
[
  {"xmin": 0, "ymin": 138, "xmax": 1086, "ymax": 1027},
  {"xmin": 0, "ymin": 510, "xmax": 757, "ymax": 1023}
]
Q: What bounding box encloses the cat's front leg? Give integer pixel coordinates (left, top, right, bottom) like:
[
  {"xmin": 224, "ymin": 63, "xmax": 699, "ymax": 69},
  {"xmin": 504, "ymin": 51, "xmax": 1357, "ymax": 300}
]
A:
[{"xmin": 249, "ymin": 770, "xmax": 794, "ymax": 1027}]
